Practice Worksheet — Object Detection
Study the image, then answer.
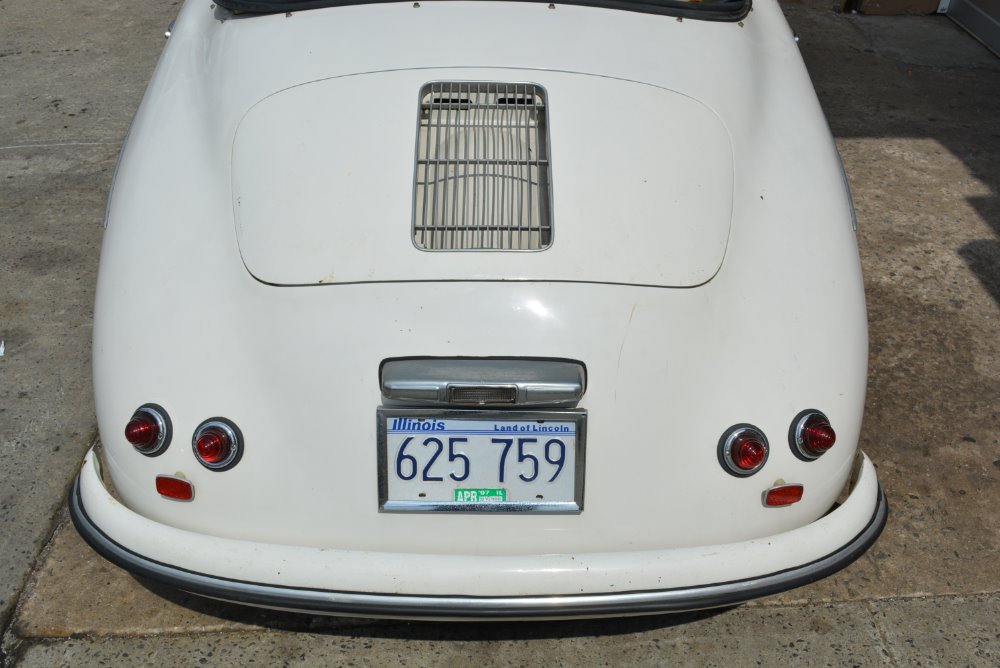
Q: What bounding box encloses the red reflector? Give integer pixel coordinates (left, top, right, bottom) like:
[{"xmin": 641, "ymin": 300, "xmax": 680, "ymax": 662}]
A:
[
  {"xmin": 765, "ymin": 484, "xmax": 804, "ymax": 507},
  {"xmin": 196, "ymin": 427, "xmax": 232, "ymax": 465},
  {"xmin": 125, "ymin": 414, "xmax": 159, "ymax": 448},
  {"xmin": 155, "ymin": 475, "xmax": 194, "ymax": 501}
]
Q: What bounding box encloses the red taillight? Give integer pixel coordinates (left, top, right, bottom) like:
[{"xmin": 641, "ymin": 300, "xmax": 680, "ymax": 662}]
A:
[
  {"xmin": 192, "ymin": 418, "xmax": 242, "ymax": 470},
  {"xmin": 124, "ymin": 404, "xmax": 171, "ymax": 456},
  {"xmin": 719, "ymin": 425, "xmax": 769, "ymax": 477},
  {"xmin": 156, "ymin": 475, "xmax": 194, "ymax": 501},
  {"xmin": 791, "ymin": 410, "xmax": 836, "ymax": 460},
  {"xmin": 196, "ymin": 428, "xmax": 231, "ymax": 463},
  {"xmin": 733, "ymin": 434, "xmax": 767, "ymax": 470},
  {"xmin": 125, "ymin": 414, "xmax": 158, "ymax": 447},
  {"xmin": 764, "ymin": 484, "xmax": 804, "ymax": 507},
  {"xmin": 802, "ymin": 416, "xmax": 836, "ymax": 453}
]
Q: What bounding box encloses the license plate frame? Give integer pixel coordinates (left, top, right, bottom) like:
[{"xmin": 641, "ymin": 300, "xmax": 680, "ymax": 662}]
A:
[{"xmin": 377, "ymin": 407, "xmax": 586, "ymax": 513}]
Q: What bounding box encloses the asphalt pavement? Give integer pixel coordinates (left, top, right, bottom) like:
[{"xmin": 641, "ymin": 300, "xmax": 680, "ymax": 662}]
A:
[{"xmin": 1, "ymin": 0, "xmax": 998, "ymax": 665}]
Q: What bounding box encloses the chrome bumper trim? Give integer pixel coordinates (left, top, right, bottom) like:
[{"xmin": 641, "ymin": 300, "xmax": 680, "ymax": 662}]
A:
[{"xmin": 69, "ymin": 477, "xmax": 887, "ymax": 620}]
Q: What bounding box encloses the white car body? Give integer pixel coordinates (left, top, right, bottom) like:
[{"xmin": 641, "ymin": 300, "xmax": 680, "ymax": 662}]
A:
[{"xmin": 72, "ymin": 0, "xmax": 886, "ymax": 618}]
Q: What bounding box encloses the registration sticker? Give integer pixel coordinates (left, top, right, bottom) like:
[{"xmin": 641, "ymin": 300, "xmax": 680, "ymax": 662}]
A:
[{"xmin": 454, "ymin": 488, "xmax": 507, "ymax": 503}]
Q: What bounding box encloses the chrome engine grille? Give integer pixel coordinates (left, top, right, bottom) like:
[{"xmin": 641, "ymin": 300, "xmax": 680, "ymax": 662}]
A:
[{"xmin": 413, "ymin": 82, "xmax": 552, "ymax": 251}]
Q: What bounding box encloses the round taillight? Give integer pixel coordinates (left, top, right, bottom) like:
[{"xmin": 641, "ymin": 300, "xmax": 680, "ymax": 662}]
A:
[
  {"xmin": 125, "ymin": 404, "xmax": 171, "ymax": 456},
  {"xmin": 192, "ymin": 418, "xmax": 243, "ymax": 470},
  {"xmin": 196, "ymin": 428, "xmax": 230, "ymax": 463},
  {"xmin": 790, "ymin": 410, "xmax": 836, "ymax": 460},
  {"xmin": 125, "ymin": 415, "xmax": 158, "ymax": 447},
  {"xmin": 718, "ymin": 424, "xmax": 769, "ymax": 477}
]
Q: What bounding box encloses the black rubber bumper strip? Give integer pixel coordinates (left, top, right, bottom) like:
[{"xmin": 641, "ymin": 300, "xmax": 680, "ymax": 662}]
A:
[
  {"xmin": 215, "ymin": 0, "xmax": 752, "ymax": 23},
  {"xmin": 70, "ymin": 476, "xmax": 887, "ymax": 619}
]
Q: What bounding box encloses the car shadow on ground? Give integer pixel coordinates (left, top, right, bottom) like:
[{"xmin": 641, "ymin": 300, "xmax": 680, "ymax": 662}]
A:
[
  {"xmin": 135, "ymin": 575, "xmax": 734, "ymax": 639},
  {"xmin": 790, "ymin": 8, "xmax": 1000, "ymax": 310}
]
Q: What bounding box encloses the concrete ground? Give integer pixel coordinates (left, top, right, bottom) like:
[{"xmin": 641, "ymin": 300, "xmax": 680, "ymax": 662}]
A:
[{"xmin": 1, "ymin": 0, "xmax": 998, "ymax": 665}]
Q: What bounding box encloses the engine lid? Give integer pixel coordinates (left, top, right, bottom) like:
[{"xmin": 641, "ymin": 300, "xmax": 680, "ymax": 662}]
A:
[{"xmin": 232, "ymin": 68, "xmax": 733, "ymax": 287}]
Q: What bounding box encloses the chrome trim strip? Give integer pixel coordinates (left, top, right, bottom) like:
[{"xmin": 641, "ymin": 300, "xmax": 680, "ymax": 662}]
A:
[
  {"xmin": 381, "ymin": 500, "xmax": 580, "ymax": 513},
  {"xmin": 69, "ymin": 478, "xmax": 887, "ymax": 620},
  {"xmin": 836, "ymin": 151, "xmax": 858, "ymax": 231}
]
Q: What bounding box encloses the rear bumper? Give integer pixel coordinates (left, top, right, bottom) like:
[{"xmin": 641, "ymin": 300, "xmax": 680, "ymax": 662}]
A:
[{"xmin": 70, "ymin": 449, "xmax": 886, "ymax": 620}]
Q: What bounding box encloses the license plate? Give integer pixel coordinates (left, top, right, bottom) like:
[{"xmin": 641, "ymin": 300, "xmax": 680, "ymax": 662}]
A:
[{"xmin": 377, "ymin": 408, "xmax": 586, "ymax": 513}]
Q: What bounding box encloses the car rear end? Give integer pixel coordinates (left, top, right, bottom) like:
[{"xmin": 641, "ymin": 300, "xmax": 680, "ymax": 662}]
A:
[{"xmin": 72, "ymin": 0, "xmax": 885, "ymax": 618}]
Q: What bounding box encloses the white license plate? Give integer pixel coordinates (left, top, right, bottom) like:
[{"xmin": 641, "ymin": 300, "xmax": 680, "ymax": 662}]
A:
[{"xmin": 377, "ymin": 408, "xmax": 586, "ymax": 513}]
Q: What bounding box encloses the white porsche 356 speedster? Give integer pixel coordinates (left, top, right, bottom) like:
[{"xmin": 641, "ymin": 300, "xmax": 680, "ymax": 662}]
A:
[{"xmin": 71, "ymin": 0, "xmax": 886, "ymax": 618}]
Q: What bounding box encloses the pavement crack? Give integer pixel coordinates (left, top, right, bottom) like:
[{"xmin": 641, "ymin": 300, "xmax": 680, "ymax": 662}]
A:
[
  {"xmin": 0, "ymin": 140, "xmax": 119, "ymax": 151},
  {"xmin": 0, "ymin": 435, "xmax": 99, "ymax": 665},
  {"xmin": 866, "ymin": 598, "xmax": 900, "ymax": 667}
]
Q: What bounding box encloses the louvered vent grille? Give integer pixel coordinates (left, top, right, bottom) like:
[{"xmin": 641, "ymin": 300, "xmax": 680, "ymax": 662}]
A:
[{"xmin": 413, "ymin": 82, "xmax": 552, "ymax": 251}]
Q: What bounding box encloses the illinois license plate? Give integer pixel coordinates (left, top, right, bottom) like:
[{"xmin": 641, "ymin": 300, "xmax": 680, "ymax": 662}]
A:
[{"xmin": 377, "ymin": 408, "xmax": 586, "ymax": 513}]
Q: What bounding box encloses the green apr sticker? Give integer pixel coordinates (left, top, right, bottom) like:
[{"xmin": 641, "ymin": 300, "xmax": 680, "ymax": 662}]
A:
[{"xmin": 454, "ymin": 488, "xmax": 506, "ymax": 503}]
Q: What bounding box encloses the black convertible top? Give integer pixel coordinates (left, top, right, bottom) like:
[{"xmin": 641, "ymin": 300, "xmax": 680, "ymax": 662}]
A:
[{"xmin": 215, "ymin": 0, "xmax": 750, "ymax": 21}]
